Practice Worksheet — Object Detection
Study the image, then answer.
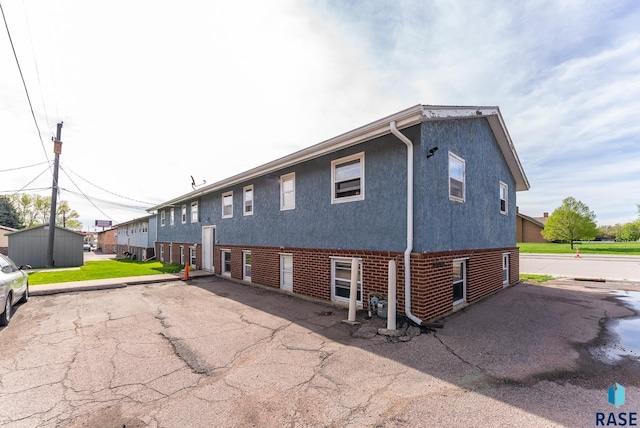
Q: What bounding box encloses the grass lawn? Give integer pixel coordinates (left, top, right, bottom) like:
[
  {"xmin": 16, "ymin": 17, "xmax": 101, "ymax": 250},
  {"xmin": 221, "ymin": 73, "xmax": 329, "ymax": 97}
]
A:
[
  {"xmin": 29, "ymin": 259, "xmax": 184, "ymax": 285},
  {"xmin": 518, "ymin": 241, "xmax": 640, "ymax": 255},
  {"xmin": 520, "ymin": 274, "xmax": 555, "ymax": 283}
]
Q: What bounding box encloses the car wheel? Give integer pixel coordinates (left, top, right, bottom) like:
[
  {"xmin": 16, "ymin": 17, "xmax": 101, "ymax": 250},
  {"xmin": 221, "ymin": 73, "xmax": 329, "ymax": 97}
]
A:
[
  {"xmin": 18, "ymin": 284, "xmax": 29, "ymax": 304},
  {"xmin": 0, "ymin": 294, "xmax": 11, "ymax": 326}
]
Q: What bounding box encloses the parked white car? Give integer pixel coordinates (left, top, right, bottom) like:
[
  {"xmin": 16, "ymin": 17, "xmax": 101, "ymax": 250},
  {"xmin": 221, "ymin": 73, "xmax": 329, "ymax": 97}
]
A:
[{"xmin": 0, "ymin": 254, "xmax": 29, "ymax": 326}]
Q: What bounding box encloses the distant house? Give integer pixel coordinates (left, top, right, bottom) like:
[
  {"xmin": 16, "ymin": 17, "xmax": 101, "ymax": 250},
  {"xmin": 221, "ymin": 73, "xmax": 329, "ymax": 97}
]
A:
[
  {"xmin": 148, "ymin": 105, "xmax": 529, "ymax": 323},
  {"xmin": 115, "ymin": 215, "xmax": 156, "ymax": 260},
  {"xmin": 7, "ymin": 224, "xmax": 84, "ymax": 268},
  {"xmin": 97, "ymin": 228, "xmax": 117, "ymax": 253},
  {"xmin": 516, "ymin": 211, "xmax": 548, "ymax": 243},
  {"xmin": 0, "ymin": 225, "xmax": 17, "ymax": 256}
]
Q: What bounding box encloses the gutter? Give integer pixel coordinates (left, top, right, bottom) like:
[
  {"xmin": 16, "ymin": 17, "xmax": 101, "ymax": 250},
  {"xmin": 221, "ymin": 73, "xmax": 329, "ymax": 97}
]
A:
[{"xmin": 389, "ymin": 121, "xmax": 422, "ymax": 326}]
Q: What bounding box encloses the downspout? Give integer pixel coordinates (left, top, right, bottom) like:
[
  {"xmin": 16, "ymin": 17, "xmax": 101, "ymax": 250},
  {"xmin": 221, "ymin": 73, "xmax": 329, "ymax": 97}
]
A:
[{"xmin": 390, "ymin": 121, "xmax": 423, "ymax": 326}]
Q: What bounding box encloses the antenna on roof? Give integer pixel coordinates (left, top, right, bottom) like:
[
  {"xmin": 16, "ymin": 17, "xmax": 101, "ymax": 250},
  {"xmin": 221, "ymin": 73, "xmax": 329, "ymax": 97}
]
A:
[{"xmin": 191, "ymin": 175, "xmax": 206, "ymax": 190}]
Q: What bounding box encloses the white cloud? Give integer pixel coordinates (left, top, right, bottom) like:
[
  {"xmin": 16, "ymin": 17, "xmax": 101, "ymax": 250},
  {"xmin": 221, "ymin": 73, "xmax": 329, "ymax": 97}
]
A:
[{"xmin": 1, "ymin": 0, "xmax": 639, "ymax": 228}]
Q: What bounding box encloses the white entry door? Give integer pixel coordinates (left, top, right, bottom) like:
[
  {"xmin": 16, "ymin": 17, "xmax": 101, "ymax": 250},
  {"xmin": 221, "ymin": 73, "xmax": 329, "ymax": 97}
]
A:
[{"xmin": 201, "ymin": 226, "xmax": 215, "ymax": 271}]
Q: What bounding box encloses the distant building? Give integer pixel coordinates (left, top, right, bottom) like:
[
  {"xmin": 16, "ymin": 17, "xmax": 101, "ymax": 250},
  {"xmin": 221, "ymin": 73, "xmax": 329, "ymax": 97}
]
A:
[
  {"xmin": 97, "ymin": 228, "xmax": 117, "ymax": 253},
  {"xmin": 0, "ymin": 225, "xmax": 17, "ymax": 256},
  {"xmin": 115, "ymin": 215, "xmax": 156, "ymax": 260},
  {"xmin": 516, "ymin": 210, "xmax": 548, "ymax": 243}
]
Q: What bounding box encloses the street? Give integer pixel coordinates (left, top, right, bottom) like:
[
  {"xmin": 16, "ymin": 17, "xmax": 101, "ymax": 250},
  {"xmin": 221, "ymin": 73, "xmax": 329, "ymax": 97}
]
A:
[
  {"xmin": 520, "ymin": 253, "xmax": 640, "ymax": 281},
  {"xmin": 1, "ymin": 276, "xmax": 638, "ymax": 427}
]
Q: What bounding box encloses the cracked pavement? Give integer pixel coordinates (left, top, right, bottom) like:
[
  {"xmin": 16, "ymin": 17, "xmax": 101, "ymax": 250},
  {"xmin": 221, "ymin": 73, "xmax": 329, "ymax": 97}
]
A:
[{"xmin": 0, "ymin": 278, "xmax": 638, "ymax": 427}]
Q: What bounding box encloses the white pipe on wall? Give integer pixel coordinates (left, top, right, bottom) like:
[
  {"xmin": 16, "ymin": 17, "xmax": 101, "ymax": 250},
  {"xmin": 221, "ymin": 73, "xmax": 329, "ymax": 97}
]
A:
[
  {"xmin": 347, "ymin": 257, "xmax": 359, "ymax": 322},
  {"xmin": 387, "ymin": 259, "xmax": 397, "ymax": 330},
  {"xmin": 390, "ymin": 121, "xmax": 423, "ymax": 326}
]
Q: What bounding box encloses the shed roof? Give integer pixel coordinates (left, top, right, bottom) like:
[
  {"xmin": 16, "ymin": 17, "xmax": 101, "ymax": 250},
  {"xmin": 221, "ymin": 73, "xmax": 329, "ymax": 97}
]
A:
[
  {"xmin": 149, "ymin": 104, "xmax": 529, "ymax": 211},
  {"xmin": 5, "ymin": 224, "xmax": 85, "ymax": 237}
]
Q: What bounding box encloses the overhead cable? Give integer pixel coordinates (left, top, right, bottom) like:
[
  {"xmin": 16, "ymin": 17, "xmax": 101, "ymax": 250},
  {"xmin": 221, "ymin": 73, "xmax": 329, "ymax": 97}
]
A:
[
  {"xmin": 0, "ymin": 2, "xmax": 52, "ymax": 173},
  {"xmin": 0, "ymin": 160, "xmax": 50, "ymax": 173},
  {"xmin": 61, "ymin": 163, "xmax": 156, "ymax": 205}
]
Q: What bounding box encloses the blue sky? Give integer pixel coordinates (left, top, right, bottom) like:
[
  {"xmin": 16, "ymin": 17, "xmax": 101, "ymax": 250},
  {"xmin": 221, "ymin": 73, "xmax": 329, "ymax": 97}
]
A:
[{"xmin": 0, "ymin": 0, "xmax": 638, "ymax": 229}]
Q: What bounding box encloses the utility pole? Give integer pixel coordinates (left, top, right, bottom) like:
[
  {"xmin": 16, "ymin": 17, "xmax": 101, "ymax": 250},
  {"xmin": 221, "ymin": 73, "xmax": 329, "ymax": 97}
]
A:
[{"xmin": 45, "ymin": 122, "xmax": 63, "ymax": 268}]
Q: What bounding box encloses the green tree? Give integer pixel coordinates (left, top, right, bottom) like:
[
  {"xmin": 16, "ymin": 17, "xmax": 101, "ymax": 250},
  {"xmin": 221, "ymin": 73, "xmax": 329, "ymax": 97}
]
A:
[
  {"xmin": 0, "ymin": 196, "xmax": 23, "ymax": 229},
  {"xmin": 541, "ymin": 197, "xmax": 597, "ymax": 249},
  {"xmin": 7, "ymin": 194, "xmax": 82, "ymax": 230},
  {"xmin": 618, "ymin": 221, "xmax": 640, "ymax": 241},
  {"xmin": 56, "ymin": 200, "xmax": 82, "ymax": 230}
]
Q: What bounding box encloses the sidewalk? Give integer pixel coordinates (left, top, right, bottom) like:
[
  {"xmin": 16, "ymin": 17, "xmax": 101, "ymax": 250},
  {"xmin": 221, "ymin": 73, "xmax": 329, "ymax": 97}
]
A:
[{"xmin": 30, "ymin": 270, "xmax": 217, "ymax": 296}]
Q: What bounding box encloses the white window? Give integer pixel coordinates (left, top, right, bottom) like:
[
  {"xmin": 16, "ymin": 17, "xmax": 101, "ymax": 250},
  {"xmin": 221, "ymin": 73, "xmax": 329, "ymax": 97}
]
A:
[
  {"xmin": 243, "ymin": 251, "xmax": 251, "ymax": 281},
  {"xmin": 500, "ymin": 181, "xmax": 508, "ymax": 214},
  {"xmin": 503, "ymin": 253, "xmax": 510, "ymax": 285},
  {"xmin": 180, "ymin": 246, "xmax": 184, "ymax": 265},
  {"xmin": 222, "ymin": 191, "xmax": 233, "ymax": 219},
  {"xmin": 221, "ymin": 250, "xmax": 231, "ymax": 276},
  {"xmin": 280, "ymin": 173, "xmax": 295, "ymax": 211},
  {"xmin": 453, "ymin": 259, "xmax": 467, "ymax": 306},
  {"xmin": 142, "ymin": 222, "xmax": 148, "ymax": 233},
  {"xmin": 170, "ymin": 208, "xmax": 175, "ymax": 225},
  {"xmin": 331, "ymin": 257, "xmax": 362, "ymax": 306},
  {"xmin": 160, "ymin": 211, "xmax": 166, "ymax": 227},
  {"xmin": 280, "ymin": 254, "xmax": 293, "ymax": 291},
  {"xmin": 159, "ymin": 245, "xmax": 164, "ymax": 262},
  {"xmin": 243, "ymin": 185, "xmax": 253, "ymax": 216},
  {"xmin": 190, "ymin": 247, "xmax": 196, "ymax": 268},
  {"xmin": 169, "ymin": 245, "xmax": 173, "ymax": 263},
  {"xmin": 332, "ymin": 152, "xmax": 364, "ymax": 204},
  {"xmin": 191, "ymin": 201, "xmax": 199, "ymax": 223},
  {"xmin": 449, "ymin": 152, "xmax": 465, "ymax": 203},
  {"xmin": 181, "ymin": 204, "xmax": 187, "ymax": 224}
]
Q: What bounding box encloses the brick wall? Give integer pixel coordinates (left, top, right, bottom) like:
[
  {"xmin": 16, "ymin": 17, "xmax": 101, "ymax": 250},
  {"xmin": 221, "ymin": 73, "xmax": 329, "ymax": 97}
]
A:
[
  {"xmin": 213, "ymin": 244, "xmax": 520, "ymax": 321},
  {"xmin": 156, "ymin": 242, "xmax": 201, "ymax": 269}
]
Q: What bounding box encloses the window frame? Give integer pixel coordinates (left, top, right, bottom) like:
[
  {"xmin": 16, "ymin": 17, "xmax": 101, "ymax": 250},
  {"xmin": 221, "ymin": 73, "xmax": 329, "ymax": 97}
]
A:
[
  {"xmin": 242, "ymin": 250, "xmax": 252, "ymax": 281},
  {"xmin": 189, "ymin": 246, "xmax": 196, "ymax": 269},
  {"xmin": 330, "ymin": 257, "xmax": 363, "ymax": 307},
  {"xmin": 500, "ymin": 181, "xmax": 508, "ymax": 215},
  {"xmin": 191, "ymin": 201, "xmax": 199, "ymax": 223},
  {"xmin": 221, "ymin": 249, "xmax": 231, "ymax": 276},
  {"xmin": 453, "ymin": 258, "xmax": 467, "ymax": 306},
  {"xmin": 180, "ymin": 245, "xmax": 185, "ymax": 265},
  {"xmin": 449, "ymin": 152, "xmax": 466, "ymax": 203},
  {"xmin": 222, "ymin": 191, "xmax": 234, "ymax": 219},
  {"xmin": 280, "ymin": 253, "xmax": 293, "ymax": 291},
  {"xmin": 243, "ymin": 185, "xmax": 254, "ymax": 216},
  {"xmin": 502, "ymin": 253, "xmax": 510, "ymax": 285},
  {"xmin": 160, "ymin": 211, "xmax": 166, "ymax": 227},
  {"xmin": 170, "ymin": 208, "xmax": 175, "ymax": 225},
  {"xmin": 280, "ymin": 173, "xmax": 295, "ymax": 211},
  {"xmin": 331, "ymin": 152, "xmax": 365, "ymax": 204},
  {"xmin": 181, "ymin": 204, "xmax": 187, "ymax": 224},
  {"xmin": 159, "ymin": 245, "xmax": 164, "ymax": 262}
]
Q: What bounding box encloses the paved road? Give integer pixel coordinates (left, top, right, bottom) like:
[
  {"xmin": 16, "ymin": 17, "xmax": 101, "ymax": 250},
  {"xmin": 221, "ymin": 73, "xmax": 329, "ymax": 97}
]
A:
[
  {"xmin": 1, "ymin": 277, "xmax": 638, "ymax": 427},
  {"xmin": 520, "ymin": 253, "xmax": 640, "ymax": 281}
]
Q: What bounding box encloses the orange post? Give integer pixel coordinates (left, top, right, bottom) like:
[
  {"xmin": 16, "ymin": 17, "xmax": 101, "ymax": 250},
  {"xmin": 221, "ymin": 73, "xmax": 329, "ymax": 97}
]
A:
[
  {"xmin": 184, "ymin": 263, "xmax": 190, "ymax": 280},
  {"xmin": 574, "ymin": 249, "xmax": 581, "ymax": 258}
]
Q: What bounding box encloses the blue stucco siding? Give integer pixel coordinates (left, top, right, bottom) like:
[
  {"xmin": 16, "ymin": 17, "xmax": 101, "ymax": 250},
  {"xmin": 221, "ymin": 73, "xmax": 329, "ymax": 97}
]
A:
[
  {"xmin": 212, "ymin": 132, "xmax": 410, "ymax": 251},
  {"xmin": 414, "ymin": 118, "xmax": 517, "ymax": 252}
]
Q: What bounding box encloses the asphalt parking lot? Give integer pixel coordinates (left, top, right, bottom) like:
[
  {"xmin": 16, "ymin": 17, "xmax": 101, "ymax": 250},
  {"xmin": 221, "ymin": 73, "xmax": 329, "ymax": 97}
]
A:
[{"xmin": 1, "ymin": 276, "xmax": 639, "ymax": 427}]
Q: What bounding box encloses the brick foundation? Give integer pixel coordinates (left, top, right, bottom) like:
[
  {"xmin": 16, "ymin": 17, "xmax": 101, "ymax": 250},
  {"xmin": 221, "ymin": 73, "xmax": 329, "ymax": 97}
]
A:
[
  {"xmin": 156, "ymin": 242, "xmax": 201, "ymax": 269},
  {"xmin": 212, "ymin": 244, "xmax": 519, "ymax": 321}
]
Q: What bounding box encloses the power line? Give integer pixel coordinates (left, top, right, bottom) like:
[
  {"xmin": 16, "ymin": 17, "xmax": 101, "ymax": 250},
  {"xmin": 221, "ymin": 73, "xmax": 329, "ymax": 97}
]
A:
[
  {"xmin": 0, "ymin": 164, "xmax": 51, "ymax": 196},
  {"xmin": 61, "ymin": 163, "xmax": 156, "ymax": 205},
  {"xmin": 0, "ymin": 160, "xmax": 49, "ymax": 173},
  {"xmin": 59, "ymin": 188, "xmax": 150, "ymax": 211},
  {"xmin": 0, "ymin": 1, "xmax": 52, "ymax": 172},
  {"xmin": 21, "ymin": 0, "xmax": 52, "ymax": 133},
  {"xmin": 58, "ymin": 165, "xmax": 115, "ymax": 222}
]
